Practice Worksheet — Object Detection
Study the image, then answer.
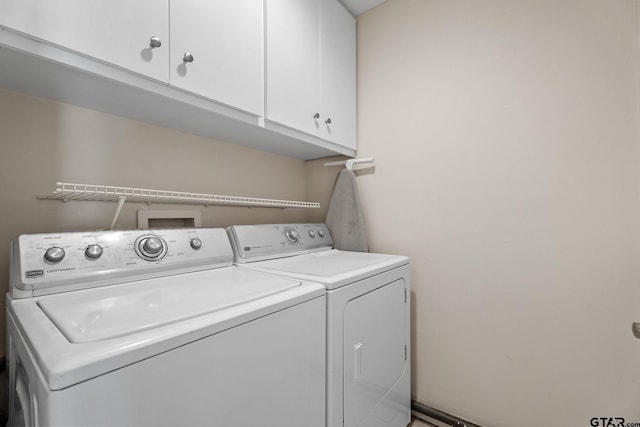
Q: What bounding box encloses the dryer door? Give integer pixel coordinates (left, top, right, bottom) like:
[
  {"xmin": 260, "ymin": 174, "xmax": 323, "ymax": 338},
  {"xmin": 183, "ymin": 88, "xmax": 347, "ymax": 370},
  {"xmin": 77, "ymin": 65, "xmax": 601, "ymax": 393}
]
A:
[{"xmin": 343, "ymin": 278, "xmax": 407, "ymax": 427}]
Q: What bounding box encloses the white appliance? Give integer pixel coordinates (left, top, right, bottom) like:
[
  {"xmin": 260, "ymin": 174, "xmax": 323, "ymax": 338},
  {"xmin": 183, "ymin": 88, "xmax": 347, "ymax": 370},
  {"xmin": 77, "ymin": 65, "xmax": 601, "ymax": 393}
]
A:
[
  {"xmin": 227, "ymin": 223, "xmax": 411, "ymax": 427},
  {"xmin": 7, "ymin": 228, "xmax": 326, "ymax": 427}
]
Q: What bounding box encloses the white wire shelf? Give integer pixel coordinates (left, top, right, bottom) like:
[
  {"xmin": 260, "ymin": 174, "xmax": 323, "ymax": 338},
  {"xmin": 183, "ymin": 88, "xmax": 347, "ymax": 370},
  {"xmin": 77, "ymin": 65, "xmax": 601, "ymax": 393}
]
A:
[{"xmin": 38, "ymin": 182, "xmax": 321, "ymax": 209}]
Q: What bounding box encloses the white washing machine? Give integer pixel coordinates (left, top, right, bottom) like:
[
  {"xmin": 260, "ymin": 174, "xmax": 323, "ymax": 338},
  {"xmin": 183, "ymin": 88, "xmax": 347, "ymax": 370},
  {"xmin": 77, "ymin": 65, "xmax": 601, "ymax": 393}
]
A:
[
  {"xmin": 7, "ymin": 228, "xmax": 326, "ymax": 427},
  {"xmin": 227, "ymin": 223, "xmax": 411, "ymax": 427}
]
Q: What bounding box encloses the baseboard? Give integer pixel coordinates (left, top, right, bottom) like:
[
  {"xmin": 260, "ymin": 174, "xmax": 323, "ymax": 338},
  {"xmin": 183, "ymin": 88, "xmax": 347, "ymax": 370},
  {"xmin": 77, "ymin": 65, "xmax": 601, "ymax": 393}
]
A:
[
  {"xmin": 412, "ymin": 401, "xmax": 484, "ymax": 427},
  {"xmin": 412, "ymin": 410, "xmax": 450, "ymax": 427}
]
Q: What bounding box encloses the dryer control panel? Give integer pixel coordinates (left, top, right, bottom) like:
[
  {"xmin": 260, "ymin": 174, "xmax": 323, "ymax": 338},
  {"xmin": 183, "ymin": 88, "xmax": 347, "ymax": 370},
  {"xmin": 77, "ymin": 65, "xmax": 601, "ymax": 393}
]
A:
[
  {"xmin": 11, "ymin": 228, "xmax": 233, "ymax": 298},
  {"xmin": 227, "ymin": 223, "xmax": 333, "ymax": 263}
]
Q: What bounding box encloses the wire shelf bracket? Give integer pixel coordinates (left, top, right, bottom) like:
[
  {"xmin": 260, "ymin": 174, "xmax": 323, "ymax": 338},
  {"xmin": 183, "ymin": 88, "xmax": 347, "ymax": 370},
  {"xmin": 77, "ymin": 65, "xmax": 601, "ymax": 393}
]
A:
[{"xmin": 323, "ymin": 157, "xmax": 374, "ymax": 170}]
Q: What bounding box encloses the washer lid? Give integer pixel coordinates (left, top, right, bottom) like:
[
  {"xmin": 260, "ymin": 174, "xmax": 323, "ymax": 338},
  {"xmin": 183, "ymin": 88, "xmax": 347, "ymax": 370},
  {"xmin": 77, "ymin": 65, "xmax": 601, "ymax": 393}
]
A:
[{"xmin": 37, "ymin": 267, "xmax": 302, "ymax": 343}]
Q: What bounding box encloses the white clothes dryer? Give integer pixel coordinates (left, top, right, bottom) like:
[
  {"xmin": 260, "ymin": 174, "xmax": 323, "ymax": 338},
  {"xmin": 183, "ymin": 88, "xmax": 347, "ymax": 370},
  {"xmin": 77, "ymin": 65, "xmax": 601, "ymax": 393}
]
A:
[
  {"xmin": 7, "ymin": 228, "xmax": 326, "ymax": 427},
  {"xmin": 227, "ymin": 223, "xmax": 411, "ymax": 427}
]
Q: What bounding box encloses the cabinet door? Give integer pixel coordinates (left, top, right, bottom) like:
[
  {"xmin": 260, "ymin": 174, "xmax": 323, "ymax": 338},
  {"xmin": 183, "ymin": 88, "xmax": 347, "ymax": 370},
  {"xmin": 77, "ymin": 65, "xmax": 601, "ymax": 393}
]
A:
[
  {"xmin": 320, "ymin": 0, "xmax": 357, "ymax": 149},
  {"xmin": 266, "ymin": 0, "xmax": 321, "ymax": 135},
  {"xmin": 170, "ymin": 0, "xmax": 263, "ymax": 116},
  {"xmin": 0, "ymin": 0, "xmax": 169, "ymax": 82}
]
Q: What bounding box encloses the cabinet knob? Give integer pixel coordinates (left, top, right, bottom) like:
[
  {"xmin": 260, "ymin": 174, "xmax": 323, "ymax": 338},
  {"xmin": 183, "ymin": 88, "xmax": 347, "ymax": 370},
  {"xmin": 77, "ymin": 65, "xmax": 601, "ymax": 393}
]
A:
[
  {"xmin": 149, "ymin": 37, "xmax": 162, "ymax": 49},
  {"xmin": 183, "ymin": 52, "xmax": 194, "ymax": 63},
  {"xmin": 325, "ymin": 118, "xmax": 332, "ymax": 125},
  {"xmin": 313, "ymin": 113, "xmax": 320, "ymax": 119}
]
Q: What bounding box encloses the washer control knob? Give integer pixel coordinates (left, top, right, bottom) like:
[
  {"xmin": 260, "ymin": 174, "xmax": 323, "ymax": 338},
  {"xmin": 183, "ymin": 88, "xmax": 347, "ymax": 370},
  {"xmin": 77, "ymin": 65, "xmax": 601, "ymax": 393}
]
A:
[
  {"xmin": 190, "ymin": 238, "xmax": 202, "ymax": 250},
  {"xmin": 308, "ymin": 230, "xmax": 316, "ymax": 238},
  {"xmin": 284, "ymin": 227, "xmax": 300, "ymax": 243},
  {"xmin": 143, "ymin": 237, "xmax": 163, "ymax": 255},
  {"xmin": 317, "ymin": 229, "xmax": 325, "ymax": 238},
  {"xmin": 135, "ymin": 235, "xmax": 167, "ymax": 261},
  {"xmin": 85, "ymin": 244, "xmax": 103, "ymax": 259},
  {"xmin": 44, "ymin": 247, "xmax": 65, "ymax": 263}
]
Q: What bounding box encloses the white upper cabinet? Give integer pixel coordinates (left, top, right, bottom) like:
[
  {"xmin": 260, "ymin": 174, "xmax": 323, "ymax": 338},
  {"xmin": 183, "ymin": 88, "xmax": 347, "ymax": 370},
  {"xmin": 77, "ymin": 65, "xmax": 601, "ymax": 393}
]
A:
[
  {"xmin": 265, "ymin": 0, "xmax": 321, "ymax": 136},
  {"xmin": 266, "ymin": 0, "xmax": 356, "ymax": 150},
  {"xmin": 320, "ymin": 0, "xmax": 357, "ymax": 150},
  {"xmin": 170, "ymin": 0, "xmax": 263, "ymax": 116},
  {"xmin": 0, "ymin": 0, "xmax": 169, "ymax": 82}
]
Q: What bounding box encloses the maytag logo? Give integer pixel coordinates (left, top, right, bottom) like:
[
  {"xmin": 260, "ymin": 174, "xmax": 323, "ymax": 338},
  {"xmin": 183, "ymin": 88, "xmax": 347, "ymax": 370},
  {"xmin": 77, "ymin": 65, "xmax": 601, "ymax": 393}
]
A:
[{"xmin": 25, "ymin": 270, "xmax": 44, "ymax": 278}]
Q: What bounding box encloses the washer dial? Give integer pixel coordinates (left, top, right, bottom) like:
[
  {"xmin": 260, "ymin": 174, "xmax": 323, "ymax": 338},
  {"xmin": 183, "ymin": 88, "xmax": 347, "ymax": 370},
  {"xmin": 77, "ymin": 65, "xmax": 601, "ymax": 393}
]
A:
[
  {"xmin": 85, "ymin": 244, "xmax": 103, "ymax": 259},
  {"xmin": 135, "ymin": 235, "xmax": 168, "ymax": 261},
  {"xmin": 190, "ymin": 238, "xmax": 202, "ymax": 250},
  {"xmin": 44, "ymin": 247, "xmax": 65, "ymax": 263}
]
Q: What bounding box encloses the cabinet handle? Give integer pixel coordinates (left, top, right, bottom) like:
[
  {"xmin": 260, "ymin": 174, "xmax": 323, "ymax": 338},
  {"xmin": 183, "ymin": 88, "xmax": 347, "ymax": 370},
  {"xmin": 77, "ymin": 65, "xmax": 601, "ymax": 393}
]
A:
[
  {"xmin": 183, "ymin": 52, "xmax": 194, "ymax": 63},
  {"xmin": 325, "ymin": 118, "xmax": 332, "ymax": 125},
  {"xmin": 149, "ymin": 37, "xmax": 162, "ymax": 49},
  {"xmin": 313, "ymin": 113, "xmax": 320, "ymax": 119}
]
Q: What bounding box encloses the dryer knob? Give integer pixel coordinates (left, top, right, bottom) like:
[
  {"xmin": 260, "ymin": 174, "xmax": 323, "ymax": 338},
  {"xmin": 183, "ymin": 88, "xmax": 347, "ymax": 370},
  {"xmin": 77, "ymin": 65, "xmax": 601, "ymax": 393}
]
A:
[
  {"xmin": 317, "ymin": 229, "xmax": 325, "ymax": 238},
  {"xmin": 284, "ymin": 227, "xmax": 300, "ymax": 243}
]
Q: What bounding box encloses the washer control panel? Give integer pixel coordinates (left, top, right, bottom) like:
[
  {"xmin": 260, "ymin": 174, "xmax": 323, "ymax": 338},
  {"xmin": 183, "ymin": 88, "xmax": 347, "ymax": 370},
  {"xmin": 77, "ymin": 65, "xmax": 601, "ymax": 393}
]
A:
[
  {"xmin": 227, "ymin": 223, "xmax": 333, "ymax": 263},
  {"xmin": 12, "ymin": 228, "xmax": 234, "ymax": 297}
]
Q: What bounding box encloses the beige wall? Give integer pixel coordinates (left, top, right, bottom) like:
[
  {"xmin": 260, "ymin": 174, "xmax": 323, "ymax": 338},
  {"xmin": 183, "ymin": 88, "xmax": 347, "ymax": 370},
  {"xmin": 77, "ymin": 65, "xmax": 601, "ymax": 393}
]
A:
[
  {"xmin": 0, "ymin": 87, "xmax": 316, "ymax": 354},
  {"xmin": 354, "ymin": 0, "xmax": 640, "ymax": 425}
]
